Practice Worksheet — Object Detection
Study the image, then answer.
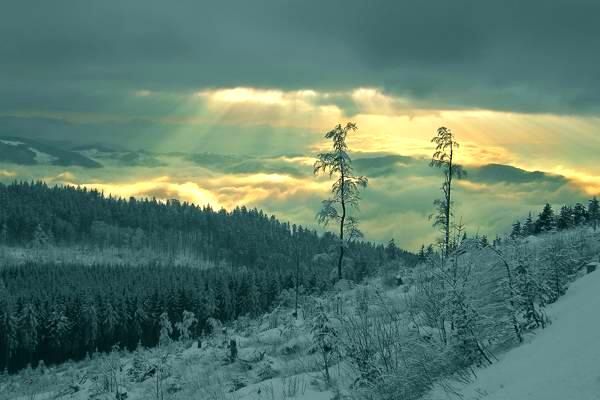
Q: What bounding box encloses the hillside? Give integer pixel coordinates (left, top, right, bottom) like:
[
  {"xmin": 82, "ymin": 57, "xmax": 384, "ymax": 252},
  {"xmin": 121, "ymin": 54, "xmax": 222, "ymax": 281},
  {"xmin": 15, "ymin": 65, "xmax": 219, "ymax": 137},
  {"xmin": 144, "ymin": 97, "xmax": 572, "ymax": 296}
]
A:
[
  {"xmin": 0, "ymin": 181, "xmax": 418, "ymax": 375},
  {"xmin": 0, "ymin": 181, "xmax": 410, "ymax": 271},
  {"xmin": 428, "ymin": 262, "xmax": 600, "ymax": 400},
  {"xmin": 1, "ymin": 228, "xmax": 599, "ymax": 400}
]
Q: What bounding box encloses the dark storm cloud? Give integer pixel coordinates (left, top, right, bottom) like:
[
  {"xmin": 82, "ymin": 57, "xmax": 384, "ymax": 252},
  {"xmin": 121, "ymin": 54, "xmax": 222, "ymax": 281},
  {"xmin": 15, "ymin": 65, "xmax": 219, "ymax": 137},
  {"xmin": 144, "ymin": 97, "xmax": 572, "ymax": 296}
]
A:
[
  {"xmin": 1, "ymin": 0, "xmax": 599, "ymax": 119},
  {"xmin": 0, "ymin": 116, "xmax": 167, "ymax": 149}
]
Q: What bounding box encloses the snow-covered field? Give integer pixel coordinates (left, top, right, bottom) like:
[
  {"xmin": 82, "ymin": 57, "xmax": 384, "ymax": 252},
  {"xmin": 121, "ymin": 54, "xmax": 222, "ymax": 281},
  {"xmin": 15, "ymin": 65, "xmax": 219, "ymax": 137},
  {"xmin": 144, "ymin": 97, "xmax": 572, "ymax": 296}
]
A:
[{"xmin": 428, "ymin": 267, "xmax": 600, "ymax": 400}]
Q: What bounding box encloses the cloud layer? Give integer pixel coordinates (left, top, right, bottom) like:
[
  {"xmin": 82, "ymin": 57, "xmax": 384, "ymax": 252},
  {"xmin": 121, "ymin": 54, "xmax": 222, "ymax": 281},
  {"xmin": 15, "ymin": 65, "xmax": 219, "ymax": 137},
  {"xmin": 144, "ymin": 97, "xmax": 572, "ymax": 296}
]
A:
[
  {"xmin": 1, "ymin": 2, "xmax": 599, "ymax": 249},
  {"xmin": 2, "ymin": 1, "xmax": 600, "ymax": 115},
  {"xmin": 0, "ymin": 144, "xmax": 590, "ymax": 249}
]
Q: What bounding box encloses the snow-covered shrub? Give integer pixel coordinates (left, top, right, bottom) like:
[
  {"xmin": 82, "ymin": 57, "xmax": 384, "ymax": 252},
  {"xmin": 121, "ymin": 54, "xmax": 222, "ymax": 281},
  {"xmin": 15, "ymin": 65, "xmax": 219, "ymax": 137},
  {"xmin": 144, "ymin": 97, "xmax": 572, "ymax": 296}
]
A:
[
  {"xmin": 206, "ymin": 317, "xmax": 223, "ymax": 336},
  {"xmin": 256, "ymin": 362, "xmax": 278, "ymax": 382},
  {"xmin": 310, "ymin": 303, "xmax": 339, "ymax": 385},
  {"xmin": 341, "ymin": 296, "xmax": 465, "ymax": 400},
  {"xmin": 175, "ymin": 310, "xmax": 197, "ymax": 343}
]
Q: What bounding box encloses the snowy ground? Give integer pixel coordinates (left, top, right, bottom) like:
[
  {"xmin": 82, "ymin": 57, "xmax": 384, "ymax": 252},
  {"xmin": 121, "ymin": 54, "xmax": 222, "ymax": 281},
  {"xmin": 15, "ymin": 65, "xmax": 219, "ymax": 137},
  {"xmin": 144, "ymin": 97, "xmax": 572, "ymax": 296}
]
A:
[
  {"xmin": 3, "ymin": 232, "xmax": 600, "ymax": 400},
  {"xmin": 0, "ymin": 305, "xmax": 347, "ymax": 400},
  {"xmin": 428, "ymin": 268, "xmax": 600, "ymax": 400}
]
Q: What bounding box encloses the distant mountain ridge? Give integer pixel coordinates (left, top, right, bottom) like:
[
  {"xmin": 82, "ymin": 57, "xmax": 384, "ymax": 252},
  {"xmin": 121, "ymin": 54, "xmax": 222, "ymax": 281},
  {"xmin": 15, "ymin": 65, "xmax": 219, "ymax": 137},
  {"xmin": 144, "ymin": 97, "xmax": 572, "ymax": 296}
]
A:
[{"xmin": 0, "ymin": 136, "xmax": 102, "ymax": 168}]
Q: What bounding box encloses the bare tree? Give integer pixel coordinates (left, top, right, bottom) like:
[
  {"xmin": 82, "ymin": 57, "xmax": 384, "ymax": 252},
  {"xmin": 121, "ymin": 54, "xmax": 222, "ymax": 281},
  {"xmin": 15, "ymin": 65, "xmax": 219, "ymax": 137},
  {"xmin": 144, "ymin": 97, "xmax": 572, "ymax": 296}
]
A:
[
  {"xmin": 314, "ymin": 122, "xmax": 368, "ymax": 281},
  {"xmin": 430, "ymin": 127, "xmax": 465, "ymax": 260}
]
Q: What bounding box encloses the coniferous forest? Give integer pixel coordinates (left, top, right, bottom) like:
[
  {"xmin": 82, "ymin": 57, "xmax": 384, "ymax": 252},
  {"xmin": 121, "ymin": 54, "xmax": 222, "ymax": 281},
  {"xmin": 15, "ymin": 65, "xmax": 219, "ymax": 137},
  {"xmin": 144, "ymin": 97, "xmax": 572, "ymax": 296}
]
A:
[{"xmin": 0, "ymin": 181, "xmax": 416, "ymax": 373}]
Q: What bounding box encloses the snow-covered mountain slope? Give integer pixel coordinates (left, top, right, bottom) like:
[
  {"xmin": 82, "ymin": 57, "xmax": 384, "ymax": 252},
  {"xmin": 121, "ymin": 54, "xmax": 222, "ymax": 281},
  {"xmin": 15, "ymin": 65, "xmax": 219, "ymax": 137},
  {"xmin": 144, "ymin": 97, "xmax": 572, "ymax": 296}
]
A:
[
  {"xmin": 428, "ymin": 268, "xmax": 600, "ymax": 400},
  {"xmin": 0, "ymin": 136, "xmax": 101, "ymax": 168}
]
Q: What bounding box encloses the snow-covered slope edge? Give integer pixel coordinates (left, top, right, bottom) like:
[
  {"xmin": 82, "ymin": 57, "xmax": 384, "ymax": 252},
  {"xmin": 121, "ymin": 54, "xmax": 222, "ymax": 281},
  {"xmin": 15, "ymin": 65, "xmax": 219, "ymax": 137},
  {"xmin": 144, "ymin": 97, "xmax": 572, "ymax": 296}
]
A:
[{"xmin": 428, "ymin": 269, "xmax": 600, "ymax": 400}]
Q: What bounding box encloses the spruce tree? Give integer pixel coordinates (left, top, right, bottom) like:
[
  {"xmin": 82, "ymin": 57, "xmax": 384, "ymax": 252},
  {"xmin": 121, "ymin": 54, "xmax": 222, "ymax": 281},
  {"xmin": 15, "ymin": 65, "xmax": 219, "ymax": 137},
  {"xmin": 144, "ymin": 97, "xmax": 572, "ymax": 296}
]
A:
[
  {"xmin": 510, "ymin": 221, "xmax": 522, "ymax": 239},
  {"xmin": 81, "ymin": 301, "xmax": 98, "ymax": 348},
  {"xmin": 573, "ymin": 202, "xmax": 588, "ymax": 226},
  {"xmin": 588, "ymin": 196, "xmax": 600, "ymax": 231},
  {"xmin": 310, "ymin": 304, "xmax": 338, "ymax": 384},
  {"xmin": 0, "ymin": 281, "xmax": 16, "ymax": 371},
  {"xmin": 159, "ymin": 312, "xmax": 173, "ymax": 347},
  {"xmin": 522, "ymin": 212, "xmax": 535, "ymax": 236},
  {"xmin": 0, "ymin": 223, "xmax": 7, "ymax": 245},
  {"xmin": 514, "ymin": 255, "xmax": 545, "ymax": 329},
  {"xmin": 556, "ymin": 205, "xmax": 574, "ymax": 231},
  {"xmin": 175, "ymin": 310, "xmax": 197, "ymax": 343},
  {"xmin": 535, "ymin": 203, "xmax": 555, "ymax": 233},
  {"xmin": 385, "ymin": 239, "xmax": 398, "ymax": 260},
  {"xmin": 102, "ymin": 302, "xmax": 119, "ymax": 348},
  {"xmin": 418, "ymin": 245, "xmax": 426, "ymax": 262},
  {"xmin": 46, "ymin": 306, "xmax": 71, "ymax": 363},
  {"xmin": 31, "ymin": 224, "xmax": 50, "ymax": 248},
  {"xmin": 18, "ymin": 303, "xmax": 39, "ymax": 364},
  {"xmin": 540, "ymin": 239, "xmax": 571, "ymax": 304},
  {"xmin": 480, "ymin": 235, "xmax": 489, "ymax": 247}
]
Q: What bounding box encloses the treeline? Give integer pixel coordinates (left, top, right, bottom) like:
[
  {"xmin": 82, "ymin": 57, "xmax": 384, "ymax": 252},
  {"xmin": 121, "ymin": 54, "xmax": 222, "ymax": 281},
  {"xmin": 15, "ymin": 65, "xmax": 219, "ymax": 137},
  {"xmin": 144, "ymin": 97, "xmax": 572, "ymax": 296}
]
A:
[
  {"xmin": 0, "ymin": 181, "xmax": 418, "ymax": 373},
  {"xmin": 0, "ymin": 181, "xmax": 408, "ymax": 272},
  {"xmin": 510, "ymin": 198, "xmax": 600, "ymax": 238},
  {"xmin": 0, "ymin": 258, "xmax": 360, "ymax": 373}
]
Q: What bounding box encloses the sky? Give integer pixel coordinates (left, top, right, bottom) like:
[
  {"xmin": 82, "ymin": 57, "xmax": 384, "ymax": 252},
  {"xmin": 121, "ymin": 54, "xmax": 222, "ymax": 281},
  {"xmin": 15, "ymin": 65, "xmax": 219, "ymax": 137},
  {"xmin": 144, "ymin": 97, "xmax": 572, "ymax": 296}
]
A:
[{"xmin": 1, "ymin": 0, "xmax": 600, "ymax": 250}]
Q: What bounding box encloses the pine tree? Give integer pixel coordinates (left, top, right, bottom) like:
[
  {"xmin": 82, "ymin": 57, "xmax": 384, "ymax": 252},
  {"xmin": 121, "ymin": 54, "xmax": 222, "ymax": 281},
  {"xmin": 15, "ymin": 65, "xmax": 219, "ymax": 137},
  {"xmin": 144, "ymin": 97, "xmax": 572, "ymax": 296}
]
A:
[
  {"xmin": 130, "ymin": 342, "xmax": 150, "ymax": 382},
  {"xmin": 556, "ymin": 205, "xmax": 574, "ymax": 231},
  {"xmin": 540, "ymin": 239, "xmax": 571, "ymax": 304},
  {"xmin": 522, "ymin": 212, "xmax": 535, "ymax": 236},
  {"xmin": 31, "ymin": 224, "xmax": 50, "ymax": 248},
  {"xmin": 510, "ymin": 221, "xmax": 521, "ymax": 239},
  {"xmin": 588, "ymin": 196, "xmax": 600, "ymax": 231},
  {"xmin": 18, "ymin": 303, "xmax": 39, "ymax": 364},
  {"xmin": 514, "ymin": 254, "xmax": 545, "ymax": 329},
  {"xmin": 228, "ymin": 339, "xmax": 238, "ymax": 363},
  {"xmin": 102, "ymin": 302, "xmax": 119, "ymax": 348},
  {"xmin": 0, "ymin": 280, "xmax": 17, "ymax": 371},
  {"xmin": 573, "ymin": 202, "xmax": 588, "ymax": 226},
  {"xmin": 447, "ymin": 282, "xmax": 492, "ymax": 368},
  {"xmin": 81, "ymin": 301, "xmax": 98, "ymax": 348},
  {"xmin": 480, "ymin": 235, "xmax": 489, "ymax": 247},
  {"xmin": 385, "ymin": 239, "xmax": 398, "ymax": 260},
  {"xmin": 425, "ymin": 244, "xmax": 435, "ymax": 260},
  {"xmin": 175, "ymin": 310, "xmax": 197, "ymax": 343},
  {"xmin": 132, "ymin": 303, "xmax": 147, "ymax": 343},
  {"xmin": 246, "ymin": 274, "xmax": 260, "ymax": 318},
  {"xmin": 535, "ymin": 203, "xmax": 555, "ymax": 233},
  {"xmin": 46, "ymin": 306, "xmax": 71, "ymax": 362},
  {"xmin": 158, "ymin": 312, "xmax": 173, "ymax": 347},
  {"xmin": 310, "ymin": 304, "xmax": 338, "ymax": 384},
  {"xmin": 0, "ymin": 222, "xmax": 8, "ymax": 245},
  {"xmin": 418, "ymin": 245, "xmax": 426, "ymax": 262}
]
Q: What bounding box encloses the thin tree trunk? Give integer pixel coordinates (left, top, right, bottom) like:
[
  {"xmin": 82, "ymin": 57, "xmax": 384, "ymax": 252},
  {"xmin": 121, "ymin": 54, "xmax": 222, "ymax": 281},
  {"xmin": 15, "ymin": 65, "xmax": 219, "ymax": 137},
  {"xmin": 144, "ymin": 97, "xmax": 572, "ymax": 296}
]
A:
[
  {"xmin": 295, "ymin": 248, "xmax": 300, "ymax": 319},
  {"xmin": 445, "ymin": 144, "xmax": 453, "ymax": 259},
  {"xmin": 338, "ymin": 167, "xmax": 346, "ymax": 281},
  {"xmin": 501, "ymin": 258, "xmax": 522, "ymax": 342}
]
